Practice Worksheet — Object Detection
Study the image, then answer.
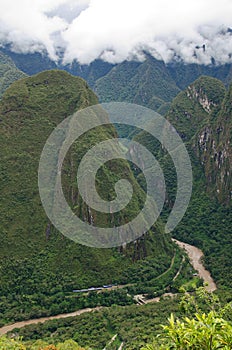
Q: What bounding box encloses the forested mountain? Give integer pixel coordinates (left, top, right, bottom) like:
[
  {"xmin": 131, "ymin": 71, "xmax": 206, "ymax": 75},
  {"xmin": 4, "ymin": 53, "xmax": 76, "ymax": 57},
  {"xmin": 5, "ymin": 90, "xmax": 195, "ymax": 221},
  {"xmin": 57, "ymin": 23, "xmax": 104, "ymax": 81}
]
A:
[
  {"xmin": 167, "ymin": 76, "xmax": 231, "ymax": 203},
  {"xmin": 2, "ymin": 48, "xmax": 232, "ymax": 114},
  {"xmin": 0, "ymin": 70, "xmax": 173, "ymax": 325},
  {"xmin": 1, "ymin": 48, "xmax": 114, "ymax": 88},
  {"xmin": 0, "ymin": 51, "xmax": 26, "ymax": 98},
  {"xmin": 164, "ymin": 76, "xmax": 232, "ymax": 288},
  {"xmin": 0, "ymin": 49, "xmax": 231, "ymax": 349},
  {"xmin": 129, "ymin": 75, "xmax": 232, "ymax": 291},
  {"xmin": 94, "ymin": 54, "xmax": 180, "ymax": 114}
]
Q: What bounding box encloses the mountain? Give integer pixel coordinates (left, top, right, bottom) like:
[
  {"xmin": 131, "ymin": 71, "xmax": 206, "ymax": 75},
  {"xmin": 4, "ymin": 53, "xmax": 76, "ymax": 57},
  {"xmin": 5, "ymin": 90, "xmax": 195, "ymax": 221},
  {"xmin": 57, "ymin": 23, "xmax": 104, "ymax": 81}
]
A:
[
  {"xmin": 0, "ymin": 70, "xmax": 173, "ymax": 324},
  {"xmin": 131, "ymin": 76, "xmax": 232, "ymax": 290},
  {"xmin": 0, "ymin": 51, "xmax": 26, "ymax": 98},
  {"xmin": 195, "ymin": 82, "xmax": 232, "ymax": 203},
  {"xmin": 0, "ymin": 53, "xmax": 231, "ymax": 349},
  {"xmin": 166, "ymin": 76, "xmax": 232, "ymax": 289},
  {"xmin": 2, "ymin": 48, "xmax": 232, "ymax": 115},
  {"xmin": 167, "ymin": 62, "xmax": 232, "ymax": 90},
  {"xmin": 167, "ymin": 76, "xmax": 231, "ymax": 203},
  {"xmin": 1, "ymin": 48, "xmax": 114, "ymax": 88},
  {"xmin": 94, "ymin": 55, "xmax": 180, "ymax": 113}
]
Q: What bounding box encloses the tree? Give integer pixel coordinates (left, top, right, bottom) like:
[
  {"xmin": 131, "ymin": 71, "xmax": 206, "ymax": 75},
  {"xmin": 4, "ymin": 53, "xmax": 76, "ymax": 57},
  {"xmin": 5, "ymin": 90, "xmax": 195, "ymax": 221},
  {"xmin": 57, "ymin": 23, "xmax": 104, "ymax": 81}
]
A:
[
  {"xmin": 0, "ymin": 336, "xmax": 26, "ymax": 349},
  {"xmin": 142, "ymin": 287, "xmax": 232, "ymax": 349},
  {"xmin": 56, "ymin": 339, "xmax": 86, "ymax": 349}
]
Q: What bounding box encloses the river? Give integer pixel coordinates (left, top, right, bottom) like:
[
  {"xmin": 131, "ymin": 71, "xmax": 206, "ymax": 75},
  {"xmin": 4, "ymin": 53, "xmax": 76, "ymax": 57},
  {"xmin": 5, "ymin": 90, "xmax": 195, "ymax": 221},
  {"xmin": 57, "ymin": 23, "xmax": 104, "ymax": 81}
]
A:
[{"xmin": 0, "ymin": 239, "xmax": 216, "ymax": 335}]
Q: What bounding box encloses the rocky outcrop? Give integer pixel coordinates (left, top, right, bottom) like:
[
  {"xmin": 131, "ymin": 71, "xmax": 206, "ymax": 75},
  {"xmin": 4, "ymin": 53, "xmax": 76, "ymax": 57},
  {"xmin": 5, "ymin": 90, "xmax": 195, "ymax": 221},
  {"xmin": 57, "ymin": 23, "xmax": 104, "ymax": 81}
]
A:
[{"xmin": 167, "ymin": 76, "xmax": 231, "ymax": 203}]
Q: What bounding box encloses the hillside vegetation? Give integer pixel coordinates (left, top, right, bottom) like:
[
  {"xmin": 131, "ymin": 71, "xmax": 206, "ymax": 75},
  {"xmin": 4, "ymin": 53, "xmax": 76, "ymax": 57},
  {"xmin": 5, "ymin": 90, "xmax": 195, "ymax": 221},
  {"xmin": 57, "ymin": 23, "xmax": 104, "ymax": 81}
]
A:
[
  {"xmin": 0, "ymin": 51, "xmax": 26, "ymax": 98},
  {"xmin": 130, "ymin": 76, "xmax": 232, "ymax": 291},
  {"xmin": 0, "ymin": 70, "xmax": 173, "ymax": 325},
  {"xmin": 3, "ymin": 49, "xmax": 232, "ymax": 115},
  {"xmin": 94, "ymin": 54, "xmax": 180, "ymax": 113},
  {"xmin": 138, "ymin": 76, "xmax": 232, "ymax": 290},
  {"xmin": 0, "ymin": 50, "xmax": 231, "ymax": 349}
]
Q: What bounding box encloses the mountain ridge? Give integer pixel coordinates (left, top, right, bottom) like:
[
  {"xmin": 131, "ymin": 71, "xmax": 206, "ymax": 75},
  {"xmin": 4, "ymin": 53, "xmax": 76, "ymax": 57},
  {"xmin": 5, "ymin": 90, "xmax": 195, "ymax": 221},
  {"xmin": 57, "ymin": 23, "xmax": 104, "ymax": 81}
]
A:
[
  {"xmin": 0, "ymin": 51, "xmax": 26, "ymax": 98},
  {"xmin": 2, "ymin": 48, "xmax": 232, "ymax": 115},
  {"xmin": 0, "ymin": 69, "xmax": 173, "ymax": 325}
]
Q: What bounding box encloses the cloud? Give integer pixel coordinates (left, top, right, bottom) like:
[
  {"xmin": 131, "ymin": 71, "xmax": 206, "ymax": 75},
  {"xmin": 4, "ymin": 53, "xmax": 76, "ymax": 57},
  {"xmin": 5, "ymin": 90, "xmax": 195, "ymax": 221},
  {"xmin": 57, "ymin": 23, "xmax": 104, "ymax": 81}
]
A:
[{"xmin": 0, "ymin": 0, "xmax": 232, "ymax": 65}]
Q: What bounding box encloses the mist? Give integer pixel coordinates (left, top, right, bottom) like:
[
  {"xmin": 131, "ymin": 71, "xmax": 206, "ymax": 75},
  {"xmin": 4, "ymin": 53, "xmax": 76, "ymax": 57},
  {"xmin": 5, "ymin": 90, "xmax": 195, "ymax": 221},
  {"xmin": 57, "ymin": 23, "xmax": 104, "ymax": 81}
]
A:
[{"xmin": 0, "ymin": 0, "xmax": 231, "ymax": 65}]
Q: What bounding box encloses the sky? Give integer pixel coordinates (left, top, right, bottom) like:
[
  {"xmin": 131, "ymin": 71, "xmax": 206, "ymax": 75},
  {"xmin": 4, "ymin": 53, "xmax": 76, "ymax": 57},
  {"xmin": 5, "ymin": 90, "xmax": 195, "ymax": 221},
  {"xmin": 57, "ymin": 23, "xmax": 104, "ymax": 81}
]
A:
[{"xmin": 0, "ymin": 0, "xmax": 232, "ymax": 65}]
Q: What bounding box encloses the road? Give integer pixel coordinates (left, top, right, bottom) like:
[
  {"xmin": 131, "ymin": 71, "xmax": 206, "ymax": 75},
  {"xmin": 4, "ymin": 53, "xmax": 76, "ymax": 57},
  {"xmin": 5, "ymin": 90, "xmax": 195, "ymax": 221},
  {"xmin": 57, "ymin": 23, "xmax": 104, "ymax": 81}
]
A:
[{"xmin": 0, "ymin": 239, "xmax": 217, "ymax": 335}]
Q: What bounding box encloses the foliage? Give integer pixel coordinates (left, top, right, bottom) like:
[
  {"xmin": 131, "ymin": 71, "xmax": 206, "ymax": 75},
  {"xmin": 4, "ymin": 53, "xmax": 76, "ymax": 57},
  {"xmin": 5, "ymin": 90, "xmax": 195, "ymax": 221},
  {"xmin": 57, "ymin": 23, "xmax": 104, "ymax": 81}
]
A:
[
  {"xmin": 10, "ymin": 299, "xmax": 180, "ymax": 350},
  {"xmin": 0, "ymin": 336, "xmax": 86, "ymax": 349},
  {"xmin": 0, "ymin": 51, "xmax": 26, "ymax": 98},
  {"xmin": 143, "ymin": 312, "xmax": 232, "ymax": 349},
  {"xmin": 0, "ymin": 69, "xmax": 173, "ymax": 324},
  {"xmin": 95, "ymin": 54, "xmax": 180, "ymax": 112},
  {"xmin": 0, "ymin": 336, "xmax": 26, "ymax": 349},
  {"xmin": 142, "ymin": 288, "xmax": 232, "ymax": 349}
]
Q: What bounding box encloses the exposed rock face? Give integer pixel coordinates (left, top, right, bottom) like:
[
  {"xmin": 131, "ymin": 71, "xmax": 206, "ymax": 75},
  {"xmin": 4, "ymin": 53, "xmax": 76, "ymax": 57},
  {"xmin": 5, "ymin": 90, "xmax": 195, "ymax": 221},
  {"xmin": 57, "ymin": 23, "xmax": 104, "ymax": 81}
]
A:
[
  {"xmin": 197, "ymin": 85, "xmax": 232, "ymax": 203},
  {"xmin": 187, "ymin": 85, "xmax": 216, "ymax": 113},
  {"xmin": 167, "ymin": 76, "xmax": 231, "ymax": 203}
]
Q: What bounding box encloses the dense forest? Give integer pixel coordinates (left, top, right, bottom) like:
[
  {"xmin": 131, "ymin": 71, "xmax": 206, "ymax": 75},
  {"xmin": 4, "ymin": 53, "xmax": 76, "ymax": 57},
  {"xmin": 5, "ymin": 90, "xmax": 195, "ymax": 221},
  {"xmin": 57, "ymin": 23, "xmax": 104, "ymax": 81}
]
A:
[{"xmin": 0, "ymin": 49, "xmax": 231, "ymax": 349}]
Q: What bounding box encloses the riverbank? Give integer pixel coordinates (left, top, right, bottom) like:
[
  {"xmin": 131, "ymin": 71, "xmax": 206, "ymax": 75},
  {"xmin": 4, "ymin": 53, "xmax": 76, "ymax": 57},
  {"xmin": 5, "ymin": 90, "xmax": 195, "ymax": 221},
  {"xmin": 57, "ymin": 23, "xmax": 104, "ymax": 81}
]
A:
[{"xmin": 0, "ymin": 239, "xmax": 217, "ymax": 335}]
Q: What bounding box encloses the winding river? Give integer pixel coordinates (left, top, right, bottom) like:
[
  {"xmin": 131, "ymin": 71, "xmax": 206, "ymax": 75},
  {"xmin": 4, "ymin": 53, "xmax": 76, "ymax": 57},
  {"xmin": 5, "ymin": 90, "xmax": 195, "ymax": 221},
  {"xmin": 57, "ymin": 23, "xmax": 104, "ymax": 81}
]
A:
[
  {"xmin": 172, "ymin": 239, "xmax": 217, "ymax": 292},
  {"xmin": 0, "ymin": 240, "xmax": 216, "ymax": 335}
]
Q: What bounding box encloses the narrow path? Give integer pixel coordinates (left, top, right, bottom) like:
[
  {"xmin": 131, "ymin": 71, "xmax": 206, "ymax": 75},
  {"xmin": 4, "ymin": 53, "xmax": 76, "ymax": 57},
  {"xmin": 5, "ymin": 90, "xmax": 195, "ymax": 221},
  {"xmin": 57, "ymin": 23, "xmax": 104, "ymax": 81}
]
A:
[
  {"xmin": 153, "ymin": 250, "xmax": 176, "ymax": 281},
  {"xmin": 103, "ymin": 334, "xmax": 117, "ymax": 350},
  {"xmin": 0, "ymin": 240, "xmax": 217, "ymax": 335},
  {"xmin": 172, "ymin": 239, "xmax": 217, "ymax": 292},
  {"xmin": 173, "ymin": 255, "xmax": 185, "ymax": 281}
]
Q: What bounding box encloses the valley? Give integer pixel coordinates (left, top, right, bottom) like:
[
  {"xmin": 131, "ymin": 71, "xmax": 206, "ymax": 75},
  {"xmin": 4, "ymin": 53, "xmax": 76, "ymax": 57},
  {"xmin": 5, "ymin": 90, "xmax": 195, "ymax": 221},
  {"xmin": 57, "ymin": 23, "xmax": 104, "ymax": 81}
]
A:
[
  {"xmin": 0, "ymin": 238, "xmax": 216, "ymax": 335},
  {"xmin": 0, "ymin": 48, "xmax": 231, "ymax": 349}
]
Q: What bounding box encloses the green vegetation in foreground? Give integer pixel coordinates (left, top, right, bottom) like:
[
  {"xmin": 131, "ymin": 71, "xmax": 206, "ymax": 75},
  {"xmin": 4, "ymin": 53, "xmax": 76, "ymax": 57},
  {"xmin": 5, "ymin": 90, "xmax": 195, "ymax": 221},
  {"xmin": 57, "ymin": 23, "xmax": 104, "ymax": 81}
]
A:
[
  {"xmin": 7, "ymin": 298, "xmax": 180, "ymax": 349},
  {"xmin": 0, "ymin": 51, "xmax": 27, "ymax": 98},
  {"xmin": 0, "ymin": 70, "xmax": 173, "ymax": 325},
  {"xmin": 0, "ymin": 337, "xmax": 86, "ymax": 349},
  {"xmin": 143, "ymin": 287, "xmax": 232, "ymax": 349},
  {"xmin": 5, "ymin": 288, "xmax": 232, "ymax": 349}
]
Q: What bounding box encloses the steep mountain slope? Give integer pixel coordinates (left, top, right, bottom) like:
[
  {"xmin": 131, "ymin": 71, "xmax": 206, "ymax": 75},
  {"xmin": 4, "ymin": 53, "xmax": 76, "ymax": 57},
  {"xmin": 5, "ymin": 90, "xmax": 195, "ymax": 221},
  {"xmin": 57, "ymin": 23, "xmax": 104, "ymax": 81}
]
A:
[
  {"xmin": 0, "ymin": 70, "xmax": 173, "ymax": 324},
  {"xmin": 94, "ymin": 55, "xmax": 180, "ymax": 112},
  {"xmin": 1, "ymin": 48, "xmax": 114, "ymax": 88},
  {"xmin": 131, "ymin": 76, "xmax": 232, "ymax": 289},
  {"xmin": 0, "ymin": 51, "xmax": 26, "ymax": 98},
  {"xmin": 167, "ymin": 76, "xmax": 230, "ymax": 203},
  {"xmin": 167, "ymin": 62, "xmax": 232, "ymax": 90},
  {"xmin": 195, "ymin": 84, "xmax": 232, "ymax": 203},
  {"xmin": 166, "ymin": 76, "xmax": 232, "ymax": 288},
  {"xmin": 3, "ymin": 48, "xmax": 232, "ymax": 114}
]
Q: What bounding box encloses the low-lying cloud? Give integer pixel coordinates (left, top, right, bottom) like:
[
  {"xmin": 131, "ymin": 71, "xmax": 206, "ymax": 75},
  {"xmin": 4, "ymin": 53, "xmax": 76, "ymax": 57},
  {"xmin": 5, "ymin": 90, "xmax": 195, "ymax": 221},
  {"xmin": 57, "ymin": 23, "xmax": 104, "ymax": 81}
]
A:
[{"xmin": 0, "ymin": 0, "xmax": 231, "ymax": 65}]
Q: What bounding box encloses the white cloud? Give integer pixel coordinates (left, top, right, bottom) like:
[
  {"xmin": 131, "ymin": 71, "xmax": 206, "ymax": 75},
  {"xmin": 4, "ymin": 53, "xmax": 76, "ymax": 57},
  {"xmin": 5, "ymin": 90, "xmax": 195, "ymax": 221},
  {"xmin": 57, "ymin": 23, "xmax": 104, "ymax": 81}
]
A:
[{"xmin": 0, "ymin": 0, "xmax": 231, "ymax": 64}]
